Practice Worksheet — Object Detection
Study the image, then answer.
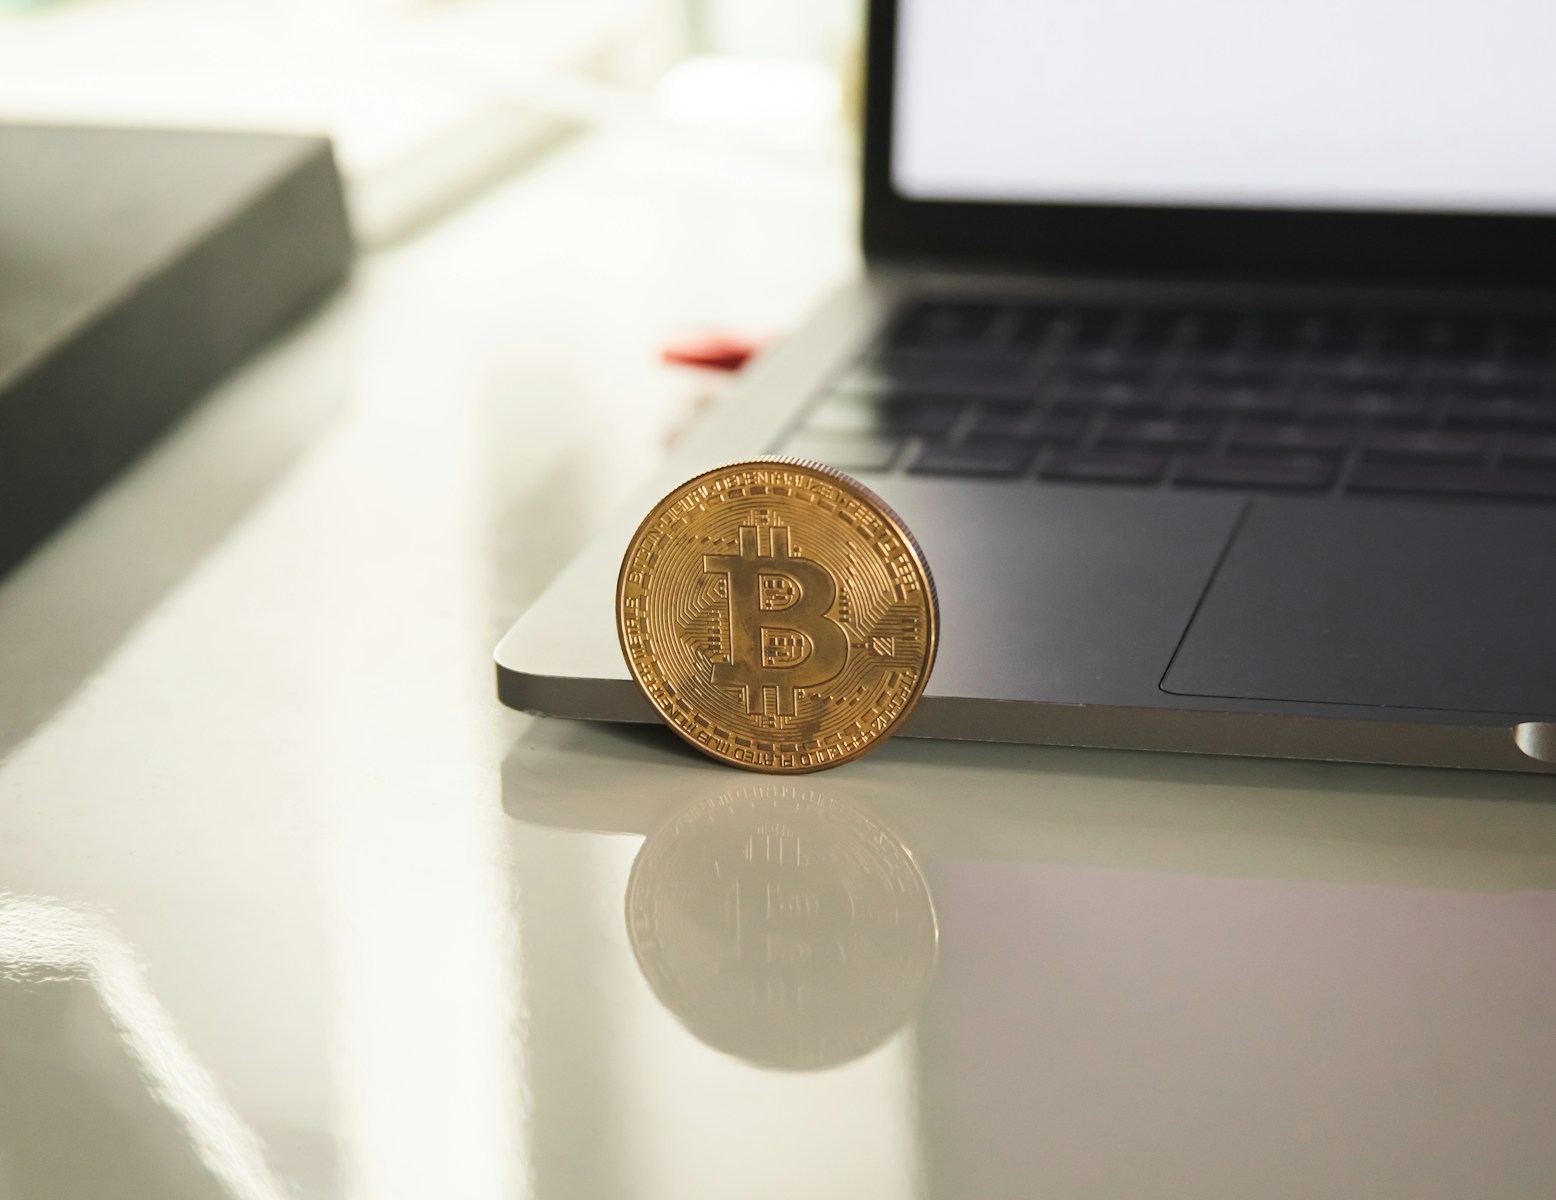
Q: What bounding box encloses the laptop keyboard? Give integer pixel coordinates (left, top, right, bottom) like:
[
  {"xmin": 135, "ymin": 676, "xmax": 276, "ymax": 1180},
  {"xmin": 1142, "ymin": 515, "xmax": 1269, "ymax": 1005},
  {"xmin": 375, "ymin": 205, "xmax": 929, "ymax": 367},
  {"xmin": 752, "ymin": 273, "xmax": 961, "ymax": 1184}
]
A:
[{"xmin": 776, "ymin": 301, "xmax": 1556, "ymax": 503}]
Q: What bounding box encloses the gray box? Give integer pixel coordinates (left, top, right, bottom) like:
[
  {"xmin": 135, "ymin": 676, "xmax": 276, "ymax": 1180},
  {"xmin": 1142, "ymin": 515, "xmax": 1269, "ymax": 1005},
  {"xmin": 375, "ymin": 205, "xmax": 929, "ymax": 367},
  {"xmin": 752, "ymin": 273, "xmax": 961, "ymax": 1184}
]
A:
[{"xmin": 0, "ymin": 124, "xmax": 353, "ymax": 576}]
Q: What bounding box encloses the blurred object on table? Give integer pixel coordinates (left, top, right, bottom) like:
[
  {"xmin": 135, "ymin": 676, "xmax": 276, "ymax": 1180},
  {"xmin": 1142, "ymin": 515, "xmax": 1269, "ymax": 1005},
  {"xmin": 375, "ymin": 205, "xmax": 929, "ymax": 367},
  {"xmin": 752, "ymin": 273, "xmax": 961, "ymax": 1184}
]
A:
[
  {"xmin": 681, "ymin": 0, "xmax": 864, "ymax": 135},
  {"xmin": 0, "ymin": 124, "xmax": 351, "ymax": 578},
  {"xmin": 0, "ymin": 0, "xmax": 681, "ymax": 245}
]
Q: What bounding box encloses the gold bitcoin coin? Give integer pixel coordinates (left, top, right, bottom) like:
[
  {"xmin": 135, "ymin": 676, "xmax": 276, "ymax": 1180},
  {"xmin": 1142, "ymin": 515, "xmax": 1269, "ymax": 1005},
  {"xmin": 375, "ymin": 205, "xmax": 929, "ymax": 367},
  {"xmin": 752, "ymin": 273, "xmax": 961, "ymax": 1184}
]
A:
[{"xmin": 616, "ymin": 459, "xmax": 938, "ymax": 773}]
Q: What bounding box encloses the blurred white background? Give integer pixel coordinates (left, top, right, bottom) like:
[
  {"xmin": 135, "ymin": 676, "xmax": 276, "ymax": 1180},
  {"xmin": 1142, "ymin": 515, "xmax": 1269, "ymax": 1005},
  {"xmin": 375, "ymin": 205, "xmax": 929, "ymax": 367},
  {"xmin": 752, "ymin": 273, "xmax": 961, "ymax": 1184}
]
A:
[{"xmin": 0, "ymin": 0, "xmax": 862, "ymax": 244}]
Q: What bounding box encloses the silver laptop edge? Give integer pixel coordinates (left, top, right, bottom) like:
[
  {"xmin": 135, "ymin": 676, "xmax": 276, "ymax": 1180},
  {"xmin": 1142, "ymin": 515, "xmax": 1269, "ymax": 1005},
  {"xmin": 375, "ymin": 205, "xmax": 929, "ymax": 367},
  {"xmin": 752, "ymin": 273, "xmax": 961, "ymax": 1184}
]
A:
[{"xmin": 496, "ymin": 269, "xmax": 1556, "ymax": 774}]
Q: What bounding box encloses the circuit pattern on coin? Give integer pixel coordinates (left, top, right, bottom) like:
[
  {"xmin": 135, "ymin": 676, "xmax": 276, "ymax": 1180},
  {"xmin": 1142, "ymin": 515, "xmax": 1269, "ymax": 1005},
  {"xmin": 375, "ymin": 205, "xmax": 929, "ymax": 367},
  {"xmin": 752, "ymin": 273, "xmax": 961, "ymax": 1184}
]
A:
[
  {"xmin": 617, "ymin": 459, "xmax": 938, "ymax": 773},
  {"xmin": 626, "ymin": 785, "xmax": 938, "ymax": 1069}
]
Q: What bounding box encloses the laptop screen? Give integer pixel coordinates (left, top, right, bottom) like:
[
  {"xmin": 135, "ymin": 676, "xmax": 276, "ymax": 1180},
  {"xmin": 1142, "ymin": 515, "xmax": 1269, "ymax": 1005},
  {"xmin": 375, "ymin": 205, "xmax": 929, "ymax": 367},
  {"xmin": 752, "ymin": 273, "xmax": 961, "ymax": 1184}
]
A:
[{"xmin": 892, "ymin": 0, "xmax": 1556, "ymax": 217}]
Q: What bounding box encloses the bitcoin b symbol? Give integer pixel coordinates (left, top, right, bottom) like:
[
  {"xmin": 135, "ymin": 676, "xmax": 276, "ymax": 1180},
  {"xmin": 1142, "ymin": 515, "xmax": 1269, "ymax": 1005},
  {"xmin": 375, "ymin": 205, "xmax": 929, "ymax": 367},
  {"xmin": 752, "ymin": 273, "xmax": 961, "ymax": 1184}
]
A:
[{"xmin": 704, "ymin": 523, "xmax": 849, "ymax": 716}]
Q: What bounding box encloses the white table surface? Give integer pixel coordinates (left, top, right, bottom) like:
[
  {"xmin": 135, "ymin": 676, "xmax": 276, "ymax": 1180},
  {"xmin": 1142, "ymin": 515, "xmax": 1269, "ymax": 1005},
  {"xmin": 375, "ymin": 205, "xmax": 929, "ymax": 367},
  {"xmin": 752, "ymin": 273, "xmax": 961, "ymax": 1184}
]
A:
[{"xmin": 2, "ymin": 122, "xmax": 1554, "ymax": 1200}]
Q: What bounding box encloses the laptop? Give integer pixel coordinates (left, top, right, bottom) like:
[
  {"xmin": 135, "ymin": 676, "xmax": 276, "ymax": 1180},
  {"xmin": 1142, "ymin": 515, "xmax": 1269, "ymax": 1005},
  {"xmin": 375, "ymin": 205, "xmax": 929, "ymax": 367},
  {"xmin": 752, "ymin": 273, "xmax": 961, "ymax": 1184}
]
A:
[{"xmin": 497, "ymin": 0, "xmax": 1556, "ymax": 774}]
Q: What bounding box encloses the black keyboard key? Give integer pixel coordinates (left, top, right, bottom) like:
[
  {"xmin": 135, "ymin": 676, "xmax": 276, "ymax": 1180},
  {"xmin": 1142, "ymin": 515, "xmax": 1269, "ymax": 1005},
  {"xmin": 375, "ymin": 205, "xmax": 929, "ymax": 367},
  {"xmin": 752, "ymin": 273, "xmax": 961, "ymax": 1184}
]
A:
[
  {"xmin": 807, "ymin": 395, "xmax": 964, "ymax": 437},
  {"xmin": 995, "ymin": 305, "xmax": 1071, "ymax": 351},
  {"xmin": 1127, "ymin": 310, "xmax": 1196, "ymax": 349},
  {"xmin": 1305, "ymin": 355, "xmax": 1417, "ymax": 387},
  {"xmin": 1176, "ymin": 384, "xmax": 1296, "ymax": 419},
  {"xmin": 887, "ymin": 303, "xmax": 1003, "ymax": 351},
  {"xmin": 1048, "ymin": 381, "xmax": 1167, "ymax": 419},
  {"xmin": 1375, "ymin": 313, "xmax": 1496, "ymax": 357},
  {"xmin": 1256, "ymin": 312, "xmax": 1326, "ymax": 350},
  {"xmin": 1182, "ymin": 311, "xmax": 1249, "ymax": 351},
  {"xmin": 1130, "ymin": 309, "xmax": 1247, "ymax": 351},
  {"xmin": 1039, "ymin": 451, "xmax": 1167, "ymax": 485},
  {"xmin": 1424, "ymin": 358, "xmax": 1526, "ymax": 391},
  {"xmin": 1176, "ymin": 454, "xmax": 1337, "ymax": 491},
  {"xmin": 1176, "ymin": 361, "xmax": 1286, "ymax": 390},
  {"xmin": 966, "ymin": 405, "xmax": 1083, "ymax": 443},
  {"xmin": 1049, "ymin": 357, "xmax": 1160, "ymax": 386},
  {"xmin": 1229, "ymin": 422, "xmax": 1350, "ymax": 455},
  {"xmin": 1499, "ymin": 318, "xmax": 1556, "ymax": 360},
  {"xmin": 909, "ymin": 439, "xmax": 1035, "ymax": 479},
  {"xmin": 840, "ymin": 351, "xmax": 1033, "ymax": 398},
  {"xmin": 1096, "ymin": 418, "xmax": 1215, "ymax": 452},
  {"xmin": 1349, "ymin": 464, "xmax": 1556, "ymax": 502},
  {"xmin": 1501, "ymin": 435, "xmax": 1556, "ymax": 470},
  {"xmin": 1258, "ymin": 311, "xmax": 1368, "ymax": 352},
  {"xmin": 1051, "ymin": 308, "xmax": 1125, "ymax": 349},
  {"xmin": 1362, "ymin": 429, "xmax": 1489, "ymax": 465},
  {"xmin": 1309, "ymin": 385, "xmax": 1429, "ymax": 424},
  {"xmin": 1442, "ymin": 371, "xmax": 1550, "ymax": 400},
  {"xmin": 1444, "ymin": 396, "xmax": 1556, "ymax": 432},
  {"xmin": 885, "ymin": 302, "xmax": 1064, "ymax": 353},
  {"xmin": 780, "ymin": 433, "xmax": 903, "ymax": 473},
  {"xmin": 962, "ymin": 400, "xmax": 1036, "ymax": 437}
]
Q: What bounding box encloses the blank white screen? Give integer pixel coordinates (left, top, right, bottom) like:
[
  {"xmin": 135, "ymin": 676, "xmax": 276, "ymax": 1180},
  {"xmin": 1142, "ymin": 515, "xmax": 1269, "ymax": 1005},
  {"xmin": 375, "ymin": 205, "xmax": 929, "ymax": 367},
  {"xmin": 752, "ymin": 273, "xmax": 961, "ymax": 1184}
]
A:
[{"xmin": 893, "ymin": 0, "xmax": 1556, "ymax": 214}]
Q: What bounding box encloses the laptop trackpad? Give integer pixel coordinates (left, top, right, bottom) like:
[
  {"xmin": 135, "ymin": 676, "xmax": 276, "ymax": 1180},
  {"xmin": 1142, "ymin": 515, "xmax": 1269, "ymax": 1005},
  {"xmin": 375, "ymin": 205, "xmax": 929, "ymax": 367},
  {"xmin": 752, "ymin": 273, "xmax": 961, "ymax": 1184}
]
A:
[{"xmin": 1161, "ymin": 498, "xmax": 1556, "ymax": 715}]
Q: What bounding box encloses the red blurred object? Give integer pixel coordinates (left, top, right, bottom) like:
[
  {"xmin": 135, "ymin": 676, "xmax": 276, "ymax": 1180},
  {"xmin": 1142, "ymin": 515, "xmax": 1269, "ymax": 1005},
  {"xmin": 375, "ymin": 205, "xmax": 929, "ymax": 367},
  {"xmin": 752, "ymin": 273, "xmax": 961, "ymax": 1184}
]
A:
[{"xmin": 660, "ymin": 333, "xmax": 764, "ymax": 373}]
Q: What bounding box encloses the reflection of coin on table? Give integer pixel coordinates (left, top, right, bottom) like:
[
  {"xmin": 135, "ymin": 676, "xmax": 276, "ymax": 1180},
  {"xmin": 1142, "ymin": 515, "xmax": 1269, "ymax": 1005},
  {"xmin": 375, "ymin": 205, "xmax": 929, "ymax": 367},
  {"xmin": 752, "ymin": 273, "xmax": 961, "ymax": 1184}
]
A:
[{"xmin": 625, "ymin": 786, "xmax": 937, "ymax": 1070}]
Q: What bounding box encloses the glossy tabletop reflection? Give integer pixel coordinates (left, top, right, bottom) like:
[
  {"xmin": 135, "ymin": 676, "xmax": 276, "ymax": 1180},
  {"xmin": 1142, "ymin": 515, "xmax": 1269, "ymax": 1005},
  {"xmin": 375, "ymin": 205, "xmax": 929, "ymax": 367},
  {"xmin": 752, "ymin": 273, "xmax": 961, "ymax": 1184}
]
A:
[
  {"xmin": 507, "ymin": 723, "xmax": 1556, "ymax": 1200},
  {"xmin": 1, "ymin": 121, "xmax": 1554, "ymax": 1200}
]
